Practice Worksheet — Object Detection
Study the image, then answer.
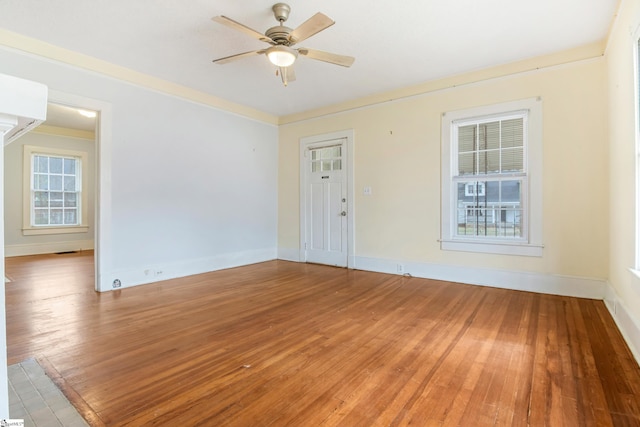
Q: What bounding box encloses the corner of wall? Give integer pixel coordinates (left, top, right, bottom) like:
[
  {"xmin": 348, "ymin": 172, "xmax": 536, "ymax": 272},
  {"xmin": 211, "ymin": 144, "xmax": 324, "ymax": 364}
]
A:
[
  {"xmin": 604, "ymin": 281, "xmax": 640, "ymax": 364},
  {"xmin": 277, "ymin": 247, "xmax": 302, "ymax": 262}
]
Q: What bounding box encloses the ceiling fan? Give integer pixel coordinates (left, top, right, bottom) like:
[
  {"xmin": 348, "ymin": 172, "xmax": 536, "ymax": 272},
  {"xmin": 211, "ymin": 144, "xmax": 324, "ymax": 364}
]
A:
[{"xmin": 211, "ymin": 3, "xmax": 355, "ymax": 86}]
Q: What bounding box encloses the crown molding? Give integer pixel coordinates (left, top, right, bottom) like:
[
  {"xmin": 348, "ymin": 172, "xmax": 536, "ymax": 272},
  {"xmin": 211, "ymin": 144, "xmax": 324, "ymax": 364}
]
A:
[
  {"xmin": 278, "ymin": 41, "xmax": 606, "ymax": 125},
  {"xmin": 0, "ymin": 29, "xmax": 279, "ymax": 126}
]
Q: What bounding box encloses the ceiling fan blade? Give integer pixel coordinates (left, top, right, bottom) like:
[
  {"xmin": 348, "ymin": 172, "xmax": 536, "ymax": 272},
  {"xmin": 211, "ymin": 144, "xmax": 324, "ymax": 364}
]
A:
[
  {"xmin": 212, "ymin": 16, "xmax": 275, "ymax": 44},
  {"xmin": 288, "ymin": 12, "xmax": 334, "ymax": 44},
  {"xmin": 212, "ymin": 50, "xmax": 265, "ymax": 64},
  {"xmin": 299, "ymin": 48, "xmax": 355, "ymax": 67},
  {"xmin": 279, "ymin": 66, "xmax": 297, "ymax": 86}
]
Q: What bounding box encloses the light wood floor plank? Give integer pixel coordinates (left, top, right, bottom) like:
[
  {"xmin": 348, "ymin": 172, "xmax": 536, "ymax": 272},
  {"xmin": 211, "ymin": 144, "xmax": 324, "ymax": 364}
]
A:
[{"xmin": 5, "ymin": 252, "xmax": 640, "ymax": 426}]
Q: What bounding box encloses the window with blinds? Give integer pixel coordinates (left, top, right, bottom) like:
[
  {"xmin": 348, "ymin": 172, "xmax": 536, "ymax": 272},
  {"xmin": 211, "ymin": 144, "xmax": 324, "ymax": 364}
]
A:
[
  {"xmin": 452, "ymin": 112, "xmax": 528, "ymax": 239},
  {"xmin": 441, "ymin": 98, "xmax": 542, "ymax": 256}
]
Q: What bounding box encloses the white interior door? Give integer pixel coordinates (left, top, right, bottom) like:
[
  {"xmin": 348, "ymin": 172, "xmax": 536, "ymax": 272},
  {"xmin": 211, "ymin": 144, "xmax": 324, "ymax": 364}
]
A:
[{"xmin": 304, "ymin": 139, "xmax": 347, "ymax": 267}]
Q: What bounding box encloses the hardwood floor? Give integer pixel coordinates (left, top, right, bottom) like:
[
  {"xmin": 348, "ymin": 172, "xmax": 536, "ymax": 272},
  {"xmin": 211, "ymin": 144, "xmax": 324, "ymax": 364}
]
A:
[{"xmin": 5, "ymin": 251, "xmax": 640, "ymax": 426}]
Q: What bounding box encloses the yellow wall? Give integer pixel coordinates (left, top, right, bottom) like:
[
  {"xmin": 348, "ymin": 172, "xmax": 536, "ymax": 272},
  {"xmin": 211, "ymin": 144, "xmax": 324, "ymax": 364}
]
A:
[
  {"xmin": 279, "ymin": 57, "xmax": 608, "ymax": 279},
  {"xmin": 607, "ymin": 0, "xmax": 640, "ymax": 317}
]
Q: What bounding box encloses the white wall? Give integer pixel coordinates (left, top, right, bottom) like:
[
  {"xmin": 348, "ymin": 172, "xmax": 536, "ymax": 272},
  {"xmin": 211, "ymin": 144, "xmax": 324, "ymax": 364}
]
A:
[
  {"xmin": 279, "ymin": 57, "xmax": 609, "ymax": 299},
  {"xmin": 0, "ymin": 46, "xmax": 279, "ymax": 290},
  {"xmin": 4, "ymin": 130, "xmax": 95, "ymax": 256},
  {"xmin": 605, "ymin": 0, "xmax": 640, "ymax": 361},
  {"xmin": 0, "ymin": 73, "xmax": 49, "ymax": 419}
]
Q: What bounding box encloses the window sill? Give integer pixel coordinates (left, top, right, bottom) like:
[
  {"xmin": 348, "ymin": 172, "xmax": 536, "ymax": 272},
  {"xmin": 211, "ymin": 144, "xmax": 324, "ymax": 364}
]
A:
[
  {"xmin": 440, "ymin": 239, "xmax": 544, "ymax": 257},
  {"xmin": 23, "ymin": 225, "xmax": 89, "ymax": 236},
  {"xmin": 629, "ymin": 268, "xmax": 640, "ymax": 281}
]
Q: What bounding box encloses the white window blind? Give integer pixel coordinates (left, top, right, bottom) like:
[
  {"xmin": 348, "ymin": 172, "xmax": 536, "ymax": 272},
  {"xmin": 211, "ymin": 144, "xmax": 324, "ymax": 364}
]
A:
[
  {"xmin": 456, "ymin": 115, "xmax": 525, "ymax": 176},
  {"xmin": 452, "ymin": 112, "xmax": 527, "ymax": 240}
]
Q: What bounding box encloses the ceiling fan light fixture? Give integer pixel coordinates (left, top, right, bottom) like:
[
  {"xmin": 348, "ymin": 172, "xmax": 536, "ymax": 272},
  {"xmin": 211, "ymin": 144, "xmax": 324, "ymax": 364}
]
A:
[{"xmin": 266, "ymin": 45, "xmax": 297, "ymax": 67}]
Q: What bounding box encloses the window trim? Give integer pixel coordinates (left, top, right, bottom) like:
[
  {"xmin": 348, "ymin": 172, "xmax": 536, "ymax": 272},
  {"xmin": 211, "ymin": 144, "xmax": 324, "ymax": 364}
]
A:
[
  {"xmin": 634, "ymin": 30, "xmax": 640, "ymax": 272},
  {"xmin": 22, "ymin": 145, "xmax": 89, "ymax": 235},
  {"xmin": 441, "ymin": 98, "xmax": 543, "ymax": 256}
]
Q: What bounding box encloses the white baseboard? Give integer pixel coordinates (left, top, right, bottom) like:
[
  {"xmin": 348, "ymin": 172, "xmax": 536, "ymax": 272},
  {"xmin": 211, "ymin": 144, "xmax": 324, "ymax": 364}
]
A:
[
  {"xmin": 604, "ymin": 283, "xmax": 640, "ymax": 364},
  {"xmin": 99, "ymin": 247, "xmax": 277, "ymax": 291},
  {"xmin": 276, "ymin": 250, "xmax": 606, "ymax": 299},
  {"xmin": 353, "ymin": 255, "xmax": 606, "ymax": 299},
  {"xmin": 5, "ymin": 240, "xmax": 94, "ymax": 257}
]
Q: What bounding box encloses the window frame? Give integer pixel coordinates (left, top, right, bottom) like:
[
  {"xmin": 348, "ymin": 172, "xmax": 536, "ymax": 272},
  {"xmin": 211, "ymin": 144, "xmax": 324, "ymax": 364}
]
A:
[
  {"xmin": 626, "ymin": 27, "xmax": 640, "ymax": 281},
  {"xmin": 635, "ymin": 32, "xmax": 640, "ymax": 273},
  {"xmin": 453, "ymin": 111, "xmax": 529, "ymax": 242},
  {"xmin": 441, "ymin": 98, "xmax": 543, "ymax": 257},
  {"xmin": 22, "ymin": 145, "xmax": 89, "ymax": 235}
]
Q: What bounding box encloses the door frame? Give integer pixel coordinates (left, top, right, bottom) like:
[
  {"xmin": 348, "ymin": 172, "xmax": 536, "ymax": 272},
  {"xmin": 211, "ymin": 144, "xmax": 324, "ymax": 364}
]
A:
[
  {"xmin": 299, "ymin": 129, "xmax": 355, "ymax": 268},
  {"xmin": 48, "ymin": 90, "xmax": 113, "ymax": 292}
]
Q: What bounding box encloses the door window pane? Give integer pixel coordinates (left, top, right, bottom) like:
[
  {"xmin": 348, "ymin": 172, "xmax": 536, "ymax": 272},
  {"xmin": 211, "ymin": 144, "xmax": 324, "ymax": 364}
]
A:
[{"xmin": 310, "ymin": 145, "xmax": 343, "ymax": 173}]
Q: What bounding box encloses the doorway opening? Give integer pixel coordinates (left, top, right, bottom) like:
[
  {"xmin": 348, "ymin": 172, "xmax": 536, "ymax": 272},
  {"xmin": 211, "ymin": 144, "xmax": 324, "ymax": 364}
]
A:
[
  {"xmin": 4, "ymin": 90, "xmax": 112, "ymax": 292},
  {"xmin": 4, "ymin": 101, "xmax": 97, "ymax": 288}
]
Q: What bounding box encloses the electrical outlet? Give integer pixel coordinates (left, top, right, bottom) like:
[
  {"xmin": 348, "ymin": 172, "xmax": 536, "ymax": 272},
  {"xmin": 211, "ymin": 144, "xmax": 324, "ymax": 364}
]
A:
[
  {"xmin": 155, "ymin": 270, "xmax": 163, "ymax": 277},
  {"xmin": 397, "ymin": 264, "xmax": 404, "ymax": 274}
]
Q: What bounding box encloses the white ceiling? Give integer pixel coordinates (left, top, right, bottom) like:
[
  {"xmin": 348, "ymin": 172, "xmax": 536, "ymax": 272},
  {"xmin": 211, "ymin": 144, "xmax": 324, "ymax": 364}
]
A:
[
  {"xmin": 0, "ymin": 0, "xmax": 619, "ymax": 118},
  {"xmin": 46, "ymin": 103, "xmax": 96, "ymax": 132}
]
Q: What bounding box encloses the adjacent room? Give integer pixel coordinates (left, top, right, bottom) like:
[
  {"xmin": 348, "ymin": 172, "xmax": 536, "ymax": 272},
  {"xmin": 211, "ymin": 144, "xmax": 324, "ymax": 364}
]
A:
[{"xmin": 1, "ymin": 0, "xmax": 639, "ymax": 425}]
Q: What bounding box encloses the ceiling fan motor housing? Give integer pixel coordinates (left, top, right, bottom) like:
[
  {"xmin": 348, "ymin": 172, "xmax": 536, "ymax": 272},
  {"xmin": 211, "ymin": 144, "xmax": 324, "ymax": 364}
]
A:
[{"xmin": 266, "ymin": 26, "xmax": 293, "ymax": 45}]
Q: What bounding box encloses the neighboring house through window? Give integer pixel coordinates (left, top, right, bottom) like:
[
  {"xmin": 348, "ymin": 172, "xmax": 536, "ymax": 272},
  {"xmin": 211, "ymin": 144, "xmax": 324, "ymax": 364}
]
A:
[
  {"xmin": 441, "ymin": 98, "xmax": 543, "ymax": 256},
  {"xmin": 22, "ymin": 145, "xmax": 89, "ymax": 235}
]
